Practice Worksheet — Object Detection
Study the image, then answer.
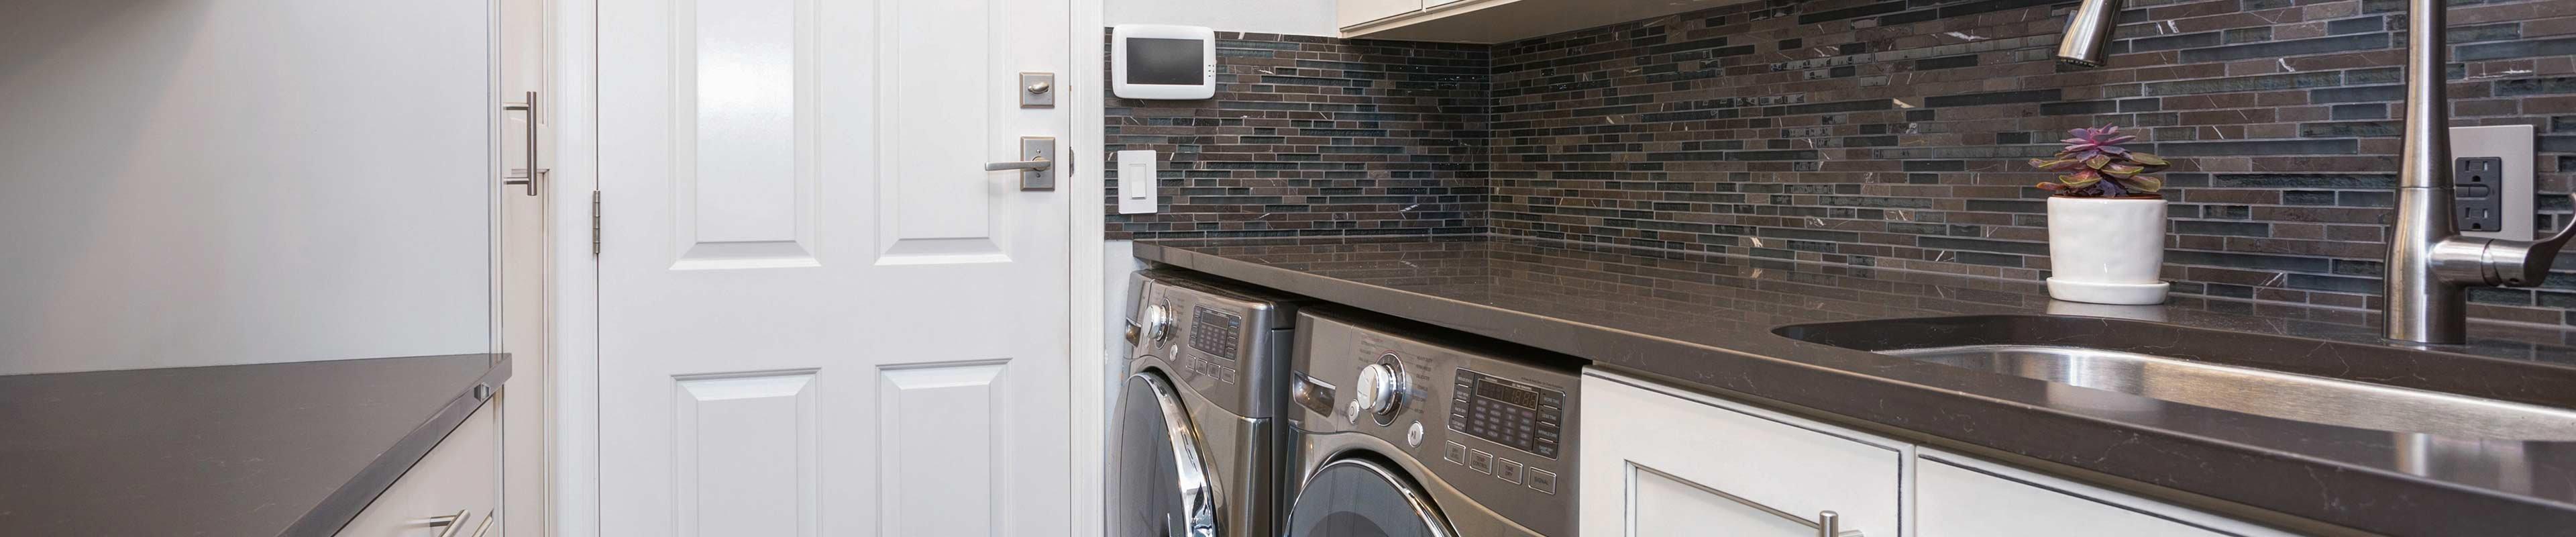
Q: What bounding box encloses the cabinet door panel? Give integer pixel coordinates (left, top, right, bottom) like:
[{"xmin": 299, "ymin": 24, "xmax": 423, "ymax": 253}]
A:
[
  {"xmin": 338, "ymin": 401, "xmax": 500, "ymax": 536},
  {"xmin": 1338, "ymin": 0, "xmax": 1421, "ymax": 28},
  {"xmin": 1629, "ymin": 466, "xmax": 1823, "ymax": 535},
  {"xmin": 1580, "ymin": 371, "xmax": 1905, "ymax": 537},
  {"xmin": 1917, "ymin": 450, "xmax": 2295, "ymax": 537}
]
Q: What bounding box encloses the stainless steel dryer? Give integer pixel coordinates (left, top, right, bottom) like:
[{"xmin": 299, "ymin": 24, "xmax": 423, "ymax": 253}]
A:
[
  {"xmin": 1285, "ymin": 307, "xmax": 1582, "ymax": 537},
  {"xmin": 1114, "ymin": 271, "xmax": 1307, "ymax": 537}
]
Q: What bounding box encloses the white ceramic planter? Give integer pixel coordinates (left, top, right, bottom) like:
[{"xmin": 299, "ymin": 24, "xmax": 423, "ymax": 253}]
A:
[{"xmin": 2045, "ymin": 196, "xmax": 2169, "ymax": 305}]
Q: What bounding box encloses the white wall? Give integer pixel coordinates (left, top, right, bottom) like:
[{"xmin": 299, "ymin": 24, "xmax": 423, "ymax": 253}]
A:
[
  {"xmin": 0, "ymin": 1, "xmax": 494, "ymax": 375},
  {"xmin": 1106, "ymin": 0, "xmax": 1338, "ymax": 36}
]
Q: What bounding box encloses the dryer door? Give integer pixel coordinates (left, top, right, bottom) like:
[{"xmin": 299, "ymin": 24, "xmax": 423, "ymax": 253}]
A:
[
  {"xmin": 1114, "ymin": 371, "xmax": 1218, "ymax": 537},
  {"xmin": 1287, "ymin": 458, "xmax": 1452, "ymax": 537}
]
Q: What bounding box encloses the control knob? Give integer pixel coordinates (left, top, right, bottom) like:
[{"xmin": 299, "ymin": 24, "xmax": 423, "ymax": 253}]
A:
[
  {"xmin": 1142, "ymin": 303, "xmax": 1175, "ymax": 344},
  {"xmin": 1353, "ymin": 360, "xmax": 1406, "ymax": 417}
]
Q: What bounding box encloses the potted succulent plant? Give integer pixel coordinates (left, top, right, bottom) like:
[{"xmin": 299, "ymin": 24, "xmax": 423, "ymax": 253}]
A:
[{"xmin": 2029, "ymin": 125, "xmax": 2172, "ymax": 305}]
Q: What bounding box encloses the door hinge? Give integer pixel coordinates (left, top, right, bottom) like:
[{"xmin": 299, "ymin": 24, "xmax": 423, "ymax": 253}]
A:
[{"xmin": 589, "ymin": 190, "xmax": 602, "ymax": 256}]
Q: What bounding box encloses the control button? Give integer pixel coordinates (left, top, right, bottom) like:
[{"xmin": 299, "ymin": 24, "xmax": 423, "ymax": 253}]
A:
[
  {"xmin": 1527, "ymin": 469, "xmax": 1558, "ymax": 494},
  {"xmin": 1443, "ymin": 442, "xmax": 1467, "ymax": 464},
  {"xmin": 1405, "ymin": 420, "xmax": 1425, "ymax": 447},
  {"xmin": 1218, "ymin": 366, "xmax": 1236, "ymax": 384},
  {"xmin": 1495, "ymin": 458, "xmax": 1523, "ymax": 484},
  {"xmin": 1468, "ymin": 449, "xmax": 1494, "ymax": 474}
]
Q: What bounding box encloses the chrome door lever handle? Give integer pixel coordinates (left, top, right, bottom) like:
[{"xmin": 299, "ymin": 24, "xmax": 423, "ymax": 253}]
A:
[{"xmin": 984, "ymin": 157, "xmax": 1053, "ymax": 172}]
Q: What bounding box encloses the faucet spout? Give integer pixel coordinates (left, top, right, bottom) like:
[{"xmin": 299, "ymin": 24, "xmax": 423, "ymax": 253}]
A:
[{"xmin": 2053, "ymin": 0, "xmax": 2121, "ymax": 66}]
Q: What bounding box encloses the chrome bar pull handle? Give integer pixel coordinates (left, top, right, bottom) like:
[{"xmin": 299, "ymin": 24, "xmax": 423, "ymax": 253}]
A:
[
  {"xmin": 1816, "ymin": 511, "xmax": 1861, "ymax": 537},
  {"xmin": 502, "ymin": 91, "xmax": 545, "ymax": 197},
  {"xmin": 405, "ymin": 509, "xmax": 471, "ymax": 537}
]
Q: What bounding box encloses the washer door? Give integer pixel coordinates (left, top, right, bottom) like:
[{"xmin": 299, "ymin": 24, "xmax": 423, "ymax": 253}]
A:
[
  {"xmin": 1113, "ymin": 371, "xmax": 1219, "ymax": 537},
  {"xmin": 1287, "ymin": 458, "xmax": 1451, "ymax": 537}
]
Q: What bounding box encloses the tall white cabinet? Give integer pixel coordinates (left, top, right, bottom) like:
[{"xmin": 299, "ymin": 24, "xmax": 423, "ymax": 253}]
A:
[{"xmin": 1581, "ymin": 369, "xmax": 2302, "ymax": 537}]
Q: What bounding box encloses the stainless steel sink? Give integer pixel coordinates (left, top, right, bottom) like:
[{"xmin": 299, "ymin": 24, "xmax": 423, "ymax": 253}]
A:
[
  {"xmin": 1883, "ymin": 344, "xmax": 2576, "ymax": 441},
  {"xmin": 1772, "ymin": 315, "xmax": 2576, "ymax": 440}
]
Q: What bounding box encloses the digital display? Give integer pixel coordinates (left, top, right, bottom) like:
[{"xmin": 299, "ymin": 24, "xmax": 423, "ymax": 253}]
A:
[
  {"xmin": 1124, "ymin": 38, "xmax": 1204, "ymax": 86},
  {"xmin": 1475, "ymin": 378, "xmax": 1541, "ymax": 409}
]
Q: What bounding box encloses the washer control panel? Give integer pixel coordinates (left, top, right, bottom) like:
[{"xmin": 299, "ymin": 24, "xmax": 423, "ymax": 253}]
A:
[
  {"xmin": 1188, "ymin": 306, "xmax": 1244, "ymax": 360},
  {"xmin": 1130, "ymin": 271, "xmax": 1301, "ymax": 418},
  {"xmin": 1291, "ymin": 309, "xmax": 1580, "ymax": 537},
  {"xmin": 1449, "ymin": 369, "xmax": 1567, "ymax": 459}
]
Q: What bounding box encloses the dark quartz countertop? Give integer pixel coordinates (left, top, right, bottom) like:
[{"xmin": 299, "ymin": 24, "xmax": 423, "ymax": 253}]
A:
[
  {"xmin": 1135, "ymin": 234, "xmax": 2576, "ymax": 536},
  {"xmin": 0, "ymin": 354, "xmax": 508, "ymax": 536}
]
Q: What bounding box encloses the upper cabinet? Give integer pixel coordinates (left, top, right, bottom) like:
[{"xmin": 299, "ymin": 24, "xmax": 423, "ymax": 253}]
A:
[{"xmin": 1339, "ymin": 0, "xmax": 1756, "ymax": 43}]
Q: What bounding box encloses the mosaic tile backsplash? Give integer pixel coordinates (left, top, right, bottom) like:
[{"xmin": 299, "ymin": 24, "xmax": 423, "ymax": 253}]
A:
[{"xmin": 1104, "ymin": 0, "xmax": 2576, "ymax": 325}]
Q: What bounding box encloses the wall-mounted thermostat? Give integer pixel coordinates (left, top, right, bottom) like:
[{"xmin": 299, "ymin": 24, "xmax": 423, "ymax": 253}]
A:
[{"xmin": 1112, "ymin": 24, "xmax": 1216, "ymax": 100}]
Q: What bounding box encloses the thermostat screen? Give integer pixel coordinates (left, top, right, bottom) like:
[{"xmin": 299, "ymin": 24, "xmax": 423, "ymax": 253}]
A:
[{"xmin": 1124, "ymin": 38, "xmax": 1203, "ymax": 86}]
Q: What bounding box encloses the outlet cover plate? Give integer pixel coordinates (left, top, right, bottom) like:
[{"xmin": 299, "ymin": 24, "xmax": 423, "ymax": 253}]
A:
[{"xmin": 2451, "ymin": 125, "xmax": 2534, "ymax": 242}]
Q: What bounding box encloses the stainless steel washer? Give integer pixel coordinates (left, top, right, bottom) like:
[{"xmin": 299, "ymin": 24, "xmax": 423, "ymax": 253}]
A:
[
  {"xmin": 1114, "ymin": 271, "xmax": 1307, "ymax": 537},
  {"xmin": 1285, "ymin": 307, "xmax": 1582, "ymax": 537}
]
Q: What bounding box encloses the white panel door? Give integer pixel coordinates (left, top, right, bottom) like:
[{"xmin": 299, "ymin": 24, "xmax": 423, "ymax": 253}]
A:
[{"xmin": 597, "ymin": 0, "xmax": 1073, "ymax": 533}]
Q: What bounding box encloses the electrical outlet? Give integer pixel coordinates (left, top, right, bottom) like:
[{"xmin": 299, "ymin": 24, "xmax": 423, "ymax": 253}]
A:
[
  {"xmin": 2455, "ymin": 156, "xmax": 2504, "ymax": 233},
  {"xmin": 2450, "ymin": 125, "xmax": 2535, "ymax": 241}
]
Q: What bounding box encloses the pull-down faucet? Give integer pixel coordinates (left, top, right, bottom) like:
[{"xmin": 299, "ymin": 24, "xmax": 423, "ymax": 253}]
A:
[{"xmin": 2053, "ymin": 0, "xmax": 2576, "ymax": 344}]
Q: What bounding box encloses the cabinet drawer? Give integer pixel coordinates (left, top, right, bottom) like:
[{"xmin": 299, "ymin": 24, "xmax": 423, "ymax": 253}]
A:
[
  {"xmin": 337, "ymin": 401, "xmax": 500, "ymax": 536},
  {"xmin": 1918, "ymin": 449, "xmax": 2294, "ymax": 537},
  {"xmin": 1580, "ymin": 370, "xmax": 1907, "ymax": 536}
]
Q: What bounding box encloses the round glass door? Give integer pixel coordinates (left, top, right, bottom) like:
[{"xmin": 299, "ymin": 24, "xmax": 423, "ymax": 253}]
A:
[
  {"xmin": 1287, "ymin": 458, "xmax": 1450, "ymax": 537},
  {"xmin": 1112, "ymin": 371, "xmax": 1218, "ymax": 537}
]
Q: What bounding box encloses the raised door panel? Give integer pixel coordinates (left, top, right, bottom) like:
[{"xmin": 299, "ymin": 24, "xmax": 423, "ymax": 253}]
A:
[
  {"xmin": 667, "ymin": 0, "xmax": 820, "ymax": 269},
  {"xmin": 338, "ymin": 402, "xmax": 500, "ymax": 536},
  {"xmin": 673, "ymin": 373, "xmax": 818, "ymax": 536},
  {"xmin": 1579, "ymin": 371, "xmax": 1905, "ymax": 537},
  {"xmin": 1917, "ymin": 450, "xmax": 2296, "ymax": 537}
]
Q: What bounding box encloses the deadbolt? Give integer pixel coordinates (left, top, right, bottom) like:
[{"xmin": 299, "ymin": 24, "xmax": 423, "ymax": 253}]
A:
[{"xmin": 1018, "ymin": 72, "xmax": 1055, "ymax": 107}]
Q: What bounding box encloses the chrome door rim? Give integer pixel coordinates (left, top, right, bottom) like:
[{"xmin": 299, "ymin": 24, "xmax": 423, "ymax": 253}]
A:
[
  {"xmin": 1291, "ymin": 456, "xmax": 1453, "ymax": 537},
  {"xmin": 1130, "ymin": 371, "xmax": 1220, "ymax": 536}
]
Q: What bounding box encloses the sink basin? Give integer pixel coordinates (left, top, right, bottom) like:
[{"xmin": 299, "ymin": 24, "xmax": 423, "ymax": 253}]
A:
[{"xmin": 1774, "ymin": 315, "xmax": 2576, "ymax": 440}]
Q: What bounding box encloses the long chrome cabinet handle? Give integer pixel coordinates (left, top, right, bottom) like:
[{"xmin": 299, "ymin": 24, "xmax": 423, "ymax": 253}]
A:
[
  {"xmin": 404, "ymin": 509, "xmax": 471, "ymax": 537},
  {"xmin": 467, "ymin": 514, "xmax": 496, "ymax": 537},
  {"xmin": 502, "ymin": 91, "xmax": 545, "ymax": 197}
]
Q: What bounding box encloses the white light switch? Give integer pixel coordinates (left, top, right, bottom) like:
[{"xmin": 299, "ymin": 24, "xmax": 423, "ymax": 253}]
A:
[{"xmin": 1118, "ymin": 150, "xmax": 1158, "ymax": 214}]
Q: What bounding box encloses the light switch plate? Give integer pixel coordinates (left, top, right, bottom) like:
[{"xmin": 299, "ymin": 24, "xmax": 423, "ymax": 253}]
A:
[
  {"xmin": 2451, "ymin": 125, "xmax": 2534, "ymax": 241},
  {"xmin": 1118, "ymin": 150, "xmax": 1157, "ymax": 214}
]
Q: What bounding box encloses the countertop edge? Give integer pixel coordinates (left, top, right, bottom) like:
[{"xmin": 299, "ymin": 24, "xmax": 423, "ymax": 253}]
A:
[
  {"xmin": 1134, "ymin": 241, "xmax": 2576, "ymax": 536},
  {"xmin": 278, "ymin": 354, "xmax": 511, "ymax": 537}
]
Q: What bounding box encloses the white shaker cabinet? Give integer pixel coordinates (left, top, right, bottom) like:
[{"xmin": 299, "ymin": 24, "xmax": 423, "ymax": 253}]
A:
[
  {"xmin": 1585, "ymin": 367, "xmax": 2305, "ymax": 537},
  {"xmin": 1580, "ymin": 369, "xmax": 1906, "ymax": 537},
  {"xmin": 1917, "ymin": 449, "xmax": 2296, "ymax": 537},
  {"xmin": 337, "ymin": 401, "xmax": 502, "ymax": 536},
  {"xmin": 1338, "ymin": 0, "xmax": 1423, "ymax": 29}
]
